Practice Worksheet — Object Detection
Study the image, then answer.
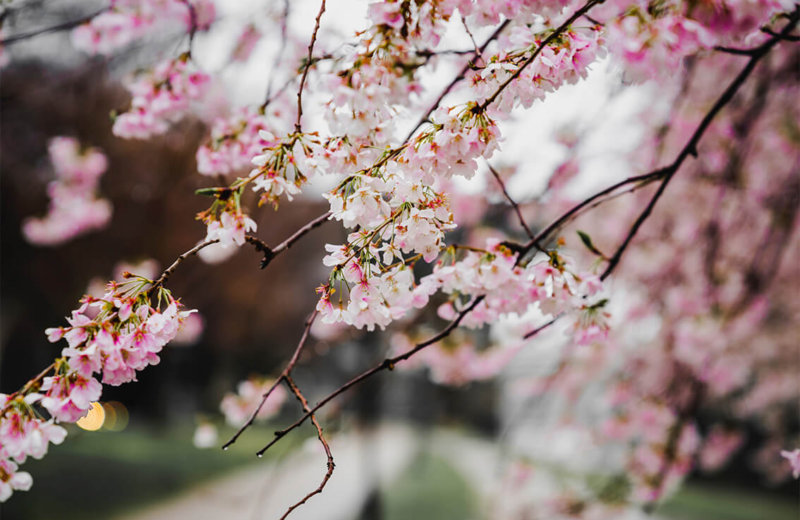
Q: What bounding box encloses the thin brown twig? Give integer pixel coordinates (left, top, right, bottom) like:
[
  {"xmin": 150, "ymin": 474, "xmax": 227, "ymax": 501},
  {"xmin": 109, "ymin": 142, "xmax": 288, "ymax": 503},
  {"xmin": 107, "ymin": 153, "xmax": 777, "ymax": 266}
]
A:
[
  {"xmin": 256, "ymin": 295, "xmax": 485, "ymax": 456},
  {"xmin": 244, "ymin": 211, "xmax": 331, "ymax": 269},
  {"xmin": 279, "ymin": 374, "xmax": 335, "ymax": 520},
  {"xmin": 263, "ymin": 0, "xmax": 291, "ymax": 110},
  {"xmin": 179, "ymin": 0, "xmax": 198, "ymax": 56},
  {"xmin": 223, "ymin": 311, "xmax": 318, "ymax": 449},
  {"xmin": 487, "ymin": 163, "xmax": 534, "ymax": 239},
  {"xmin": 295, "ymin": 0, "xmax": 327, "ymax": 133},
  {"xmin": 148, "ymin": 239, "xmax": 220, "ymax": 294}
]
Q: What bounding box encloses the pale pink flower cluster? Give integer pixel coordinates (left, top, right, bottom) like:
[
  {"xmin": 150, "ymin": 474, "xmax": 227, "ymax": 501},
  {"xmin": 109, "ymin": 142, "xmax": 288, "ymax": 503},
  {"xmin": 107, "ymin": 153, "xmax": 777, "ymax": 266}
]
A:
[
  {"xmin": 605, "ymin": 5, "xmax": 715, "ymax": 82},
  {"xmin": 197, "ymin": 107, "xmax": 275, "ymax": 177},
  {"xmin": 249, "ymin": 133, "xmax": 320, "ymax": 207},
  {"xmin": 467, "ymin": 24, "xmax": 604, "ymax": 111},
  {"xmin": 431, "ymin": 240, "xmax": 605, "ymax": 333},
  {"xmin": 781, "ymin": 448, "xmax": 800, "ymax": 479},
  {"xmin": 687, "ymin": 0, "xmax": 796, "ymax": 44},
  {"xmin": 390, "ymin": 332, "xmax": 523, "ymax": 386},
  {"xmin": 113, "ymin": 57, "xmax": 210, "ymax": 139},
  {"xmin": 322, "ymin": 1, "xmax": 450, "ymax": 141},
  {"xmin": 72, "ymin": 0, "xmax": 216, "ymax": 55},
  {"xmin": 230, "ymin": 24, "xmax": 262, "ymax": 63},
  {"xmin": 317, "ymin": 171, "xmax": 454, "ymax": 330},
  {"xmin": 699, "ymin": 427, "xmax": 744, "ymax": 472},
  {"xmin": 603, "ymin": 400, "xmax": 699, "ymax": 502},
  {"xmin": 204, "ymin": 209, "xmax": 257, "ymax": 249},
  {"xmin": 0, "ymin": 278, "xmax": 194, "ymax": 500},
  {"xmin": 220, "ymin": 377, "xmax": 287, "ymax": 427},
  {"xmin": 22, "ymin": 137, "xmax": 112, "ymax": 246},
  {"xmin": 402, "ymin": 104, "xmax": 501, "ymax": 182}
]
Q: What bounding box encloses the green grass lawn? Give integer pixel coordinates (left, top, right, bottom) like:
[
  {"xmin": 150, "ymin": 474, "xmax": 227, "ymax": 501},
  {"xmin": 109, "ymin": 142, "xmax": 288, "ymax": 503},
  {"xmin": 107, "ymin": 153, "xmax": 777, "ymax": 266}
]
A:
[{"xmin": 0, "ymin": 423, "xmax": 303, "ymax": 520}]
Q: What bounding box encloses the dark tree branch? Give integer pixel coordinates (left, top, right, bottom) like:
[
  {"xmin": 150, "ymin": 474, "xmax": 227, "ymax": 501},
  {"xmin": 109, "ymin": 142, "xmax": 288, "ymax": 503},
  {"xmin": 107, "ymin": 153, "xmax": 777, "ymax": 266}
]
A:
[
  {"xmin": 0, "ymin": 7, "xmax": 108, "ymax": 47},
  {"xmin": 600, "ymin": 9, "xmax": 799, "ymax": 281}
]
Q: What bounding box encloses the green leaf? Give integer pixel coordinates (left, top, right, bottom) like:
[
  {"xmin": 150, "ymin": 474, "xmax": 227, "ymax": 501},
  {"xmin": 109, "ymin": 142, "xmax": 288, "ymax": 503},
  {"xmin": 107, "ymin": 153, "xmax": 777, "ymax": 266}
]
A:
[{"xmin": 577, "ymin": 230, "xmax": 606, "ymax": 259}]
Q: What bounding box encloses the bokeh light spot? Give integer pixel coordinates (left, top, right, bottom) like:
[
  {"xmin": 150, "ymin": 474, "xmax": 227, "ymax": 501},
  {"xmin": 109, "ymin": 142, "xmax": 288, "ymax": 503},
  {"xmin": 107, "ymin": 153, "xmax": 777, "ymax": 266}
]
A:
[{"xmin": 76, "ymin": 402, "xmax": 105, "ymax": 431}]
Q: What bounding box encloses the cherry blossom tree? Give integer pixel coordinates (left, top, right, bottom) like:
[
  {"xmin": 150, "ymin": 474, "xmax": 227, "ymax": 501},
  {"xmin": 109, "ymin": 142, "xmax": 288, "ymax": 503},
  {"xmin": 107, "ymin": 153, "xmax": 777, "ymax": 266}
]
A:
[{"xmin": 1, "ymin": 0, "xmax": 799, "ymax": 517}]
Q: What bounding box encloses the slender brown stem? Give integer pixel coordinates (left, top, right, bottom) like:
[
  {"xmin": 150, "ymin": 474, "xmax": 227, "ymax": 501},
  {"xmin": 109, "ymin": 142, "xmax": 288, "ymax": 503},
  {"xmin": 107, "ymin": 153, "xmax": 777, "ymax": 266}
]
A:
[
  {"xmin": 256, "ymin": 295, "xmax": 485, "ymax": 456},
  {"xmin": 295, "ymin": 0, "xmax": 327, "ymax": 133},
  {"xmin": 263, "ymin": 0, "xmax": 291, "ymax": 109},
  {"xmin": 223, "ymin": 311, "xmax": 318, "ymax": 450},
  {"xmin": 149, "ymin": 239, "xmax": 220, "ymax": 294},
  {"xmin": 487, "ymin": 163, "xmax": 534, "ymax": 239},
  {"xmin": 179, "ymin": 0, "xmax": 198, "ymax": 56},
  {"xmin": 279, "ymin": 374, "xmax": 335, "ymax": 520}
]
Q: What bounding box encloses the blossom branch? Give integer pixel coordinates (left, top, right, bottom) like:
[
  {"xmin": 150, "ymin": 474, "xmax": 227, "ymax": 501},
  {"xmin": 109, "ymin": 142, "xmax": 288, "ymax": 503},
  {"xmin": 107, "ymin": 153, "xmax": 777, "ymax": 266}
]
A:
[
  {"xmin": 1, "ymin": 237, "xmax": 220, "ymax": 418},
  {"xmin": 403, "ymin": 19, "xmax": 510, "ymax": 141},
  {"xmin": 600, "ymin": 9, "xmax": 798, "ymax": 281},
  {"xmin": 477, "ymin": 0, "xmax": 604, "ymax": 112},
  {"xmin": 295, "ymin": 0, "xmax": 327, "ymax": 133}
]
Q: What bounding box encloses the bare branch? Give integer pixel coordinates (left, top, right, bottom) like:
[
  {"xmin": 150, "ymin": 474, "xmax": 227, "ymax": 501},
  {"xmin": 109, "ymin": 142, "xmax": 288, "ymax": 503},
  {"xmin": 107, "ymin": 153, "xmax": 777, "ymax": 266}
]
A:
[
  {"xmin": 487, "ymin": 163, "xmax": 534, "ymax": 239},
  {"xmin": 149, "ymin": 239, "xmax": 220, "ymax": 294},
  {"xmin": 295, "ymin": 0, "xmax": 327, "ymax": 133},
  {"xmin": 279, "ymin": 374, "xmax": 335, "ymax": 520},
  {"xmin": 0, "ymin": 7, "xmax": 108, "ymax": 47},
  {"xmin": 256, "ymin": 295, "xmax": 485, "ymax": 456},
  {"xmin": 223, "ymin": 311, "xmax": 318, "ymax": 450}
]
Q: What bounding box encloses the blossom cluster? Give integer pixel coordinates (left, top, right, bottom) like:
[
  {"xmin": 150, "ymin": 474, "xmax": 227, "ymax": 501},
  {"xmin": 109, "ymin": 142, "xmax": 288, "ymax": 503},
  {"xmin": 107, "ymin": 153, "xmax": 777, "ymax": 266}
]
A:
[
  {"xmin": 0, "ymin": 276, "xmax": 194, "ymax": 501},
  {"xmin": 219, "ymin": 377, "xmax": 287, "ymax": 428},
  {"xmin": 22, "ymin": 137, "xmax": 112, "ymax": 246},
  {"xmin": 196, "ymin": 108, "xmax": 275, "ymax": 177},
  {"xmin": 72, "ymin": 0, "xmax": 216, "ymax": 55},
  {"xmin": 113, "ymin": 56, "xmax": 210, "ymax": 139}
]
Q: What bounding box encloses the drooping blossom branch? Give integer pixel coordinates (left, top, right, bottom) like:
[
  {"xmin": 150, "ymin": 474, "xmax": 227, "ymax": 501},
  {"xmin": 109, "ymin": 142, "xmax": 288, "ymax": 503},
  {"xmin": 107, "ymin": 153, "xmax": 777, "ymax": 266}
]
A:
[{"xmin": 600, "ymin": 8, "xmax": 799, "ymax": 281}]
